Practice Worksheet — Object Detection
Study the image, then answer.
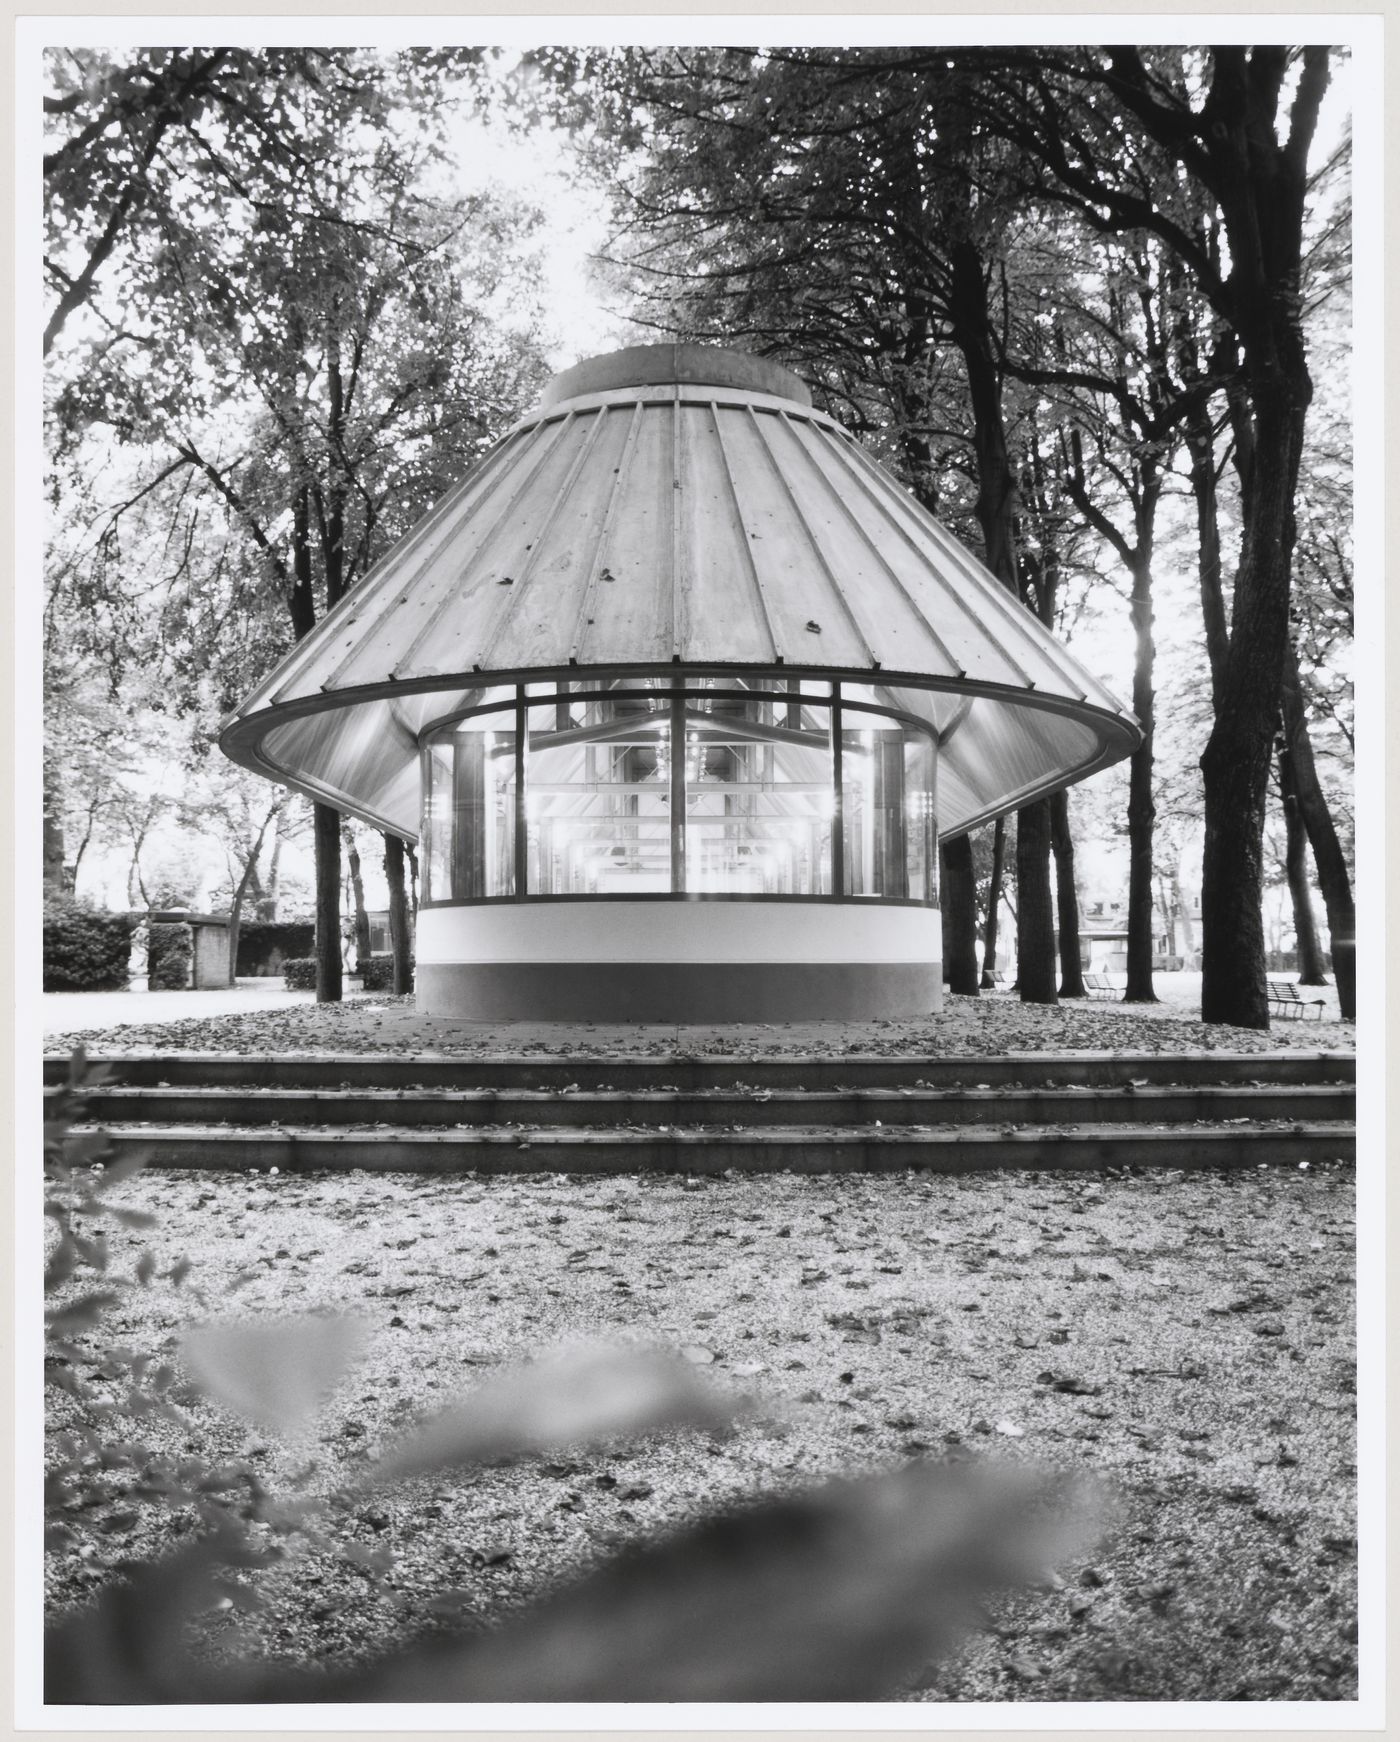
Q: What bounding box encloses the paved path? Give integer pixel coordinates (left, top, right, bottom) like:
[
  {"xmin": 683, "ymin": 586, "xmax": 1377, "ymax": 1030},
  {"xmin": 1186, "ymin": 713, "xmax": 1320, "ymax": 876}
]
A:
[
  {"xmin": 42, "ymin": 980, "xmax": 374, "ymax": 1036},
  {"xmin": 42, "ymin": 971, "xmax": 1349, "ymax": 1050}
]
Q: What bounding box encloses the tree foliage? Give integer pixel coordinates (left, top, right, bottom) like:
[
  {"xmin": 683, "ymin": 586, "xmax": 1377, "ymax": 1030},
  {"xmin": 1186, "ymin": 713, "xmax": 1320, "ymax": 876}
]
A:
[
  {"xmin": 44, "ymin": 48, "xmax": 558, "ymax": 993},
  {"xmin": 42, "ymin": 43, "xmax": 1354, "ymax": 1025},
  {"xmin": 528, "ymin": 43, "xmax": 1351, "ymax": 1027}
]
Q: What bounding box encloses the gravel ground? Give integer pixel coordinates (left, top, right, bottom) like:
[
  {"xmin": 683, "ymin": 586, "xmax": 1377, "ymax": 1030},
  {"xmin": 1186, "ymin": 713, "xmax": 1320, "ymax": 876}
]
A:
[
  {"xmin": 45, "ymin": 988, "xmax": 1356, "ymax": 1061},
  {"xmin": 45, "ymin": 1151, "xmax": 1358, "ymax": 1705}
]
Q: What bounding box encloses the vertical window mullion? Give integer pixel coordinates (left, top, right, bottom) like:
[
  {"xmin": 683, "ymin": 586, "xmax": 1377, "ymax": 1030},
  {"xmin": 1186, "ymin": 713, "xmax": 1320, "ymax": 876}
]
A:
[
  {"xmin": 830, "ymin": 685, "xmax": 844, "ymax": 898},
  {"xmin": 514, "ymin": 686, "xmax": 528, "ymax": 898},
  {"xmin": 420, "ymin": 743, "xmax": 431, "ymax": 903},
  {"xmin": 670, "ymin": 685, "xmax": 686, "ymax": 892}
]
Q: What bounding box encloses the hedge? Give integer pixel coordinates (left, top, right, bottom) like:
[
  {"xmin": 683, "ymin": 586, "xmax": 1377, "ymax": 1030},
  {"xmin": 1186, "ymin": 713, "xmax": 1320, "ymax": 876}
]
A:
[
  {"xmin": 147, "ymin": 922, "xmax": 193, "ymax": 991},
  {"xmin": 282, "ymin": 957, "xmax": 317, "ymax": 990},
  {"xmin": 359, "ymin": 957, "xmax": 413, "ymax": 992},
  {"xmin": 43, "ymin": 899, "xmax": 133, "ymax": 992},
  {"xmin": 236, "ymin": 920, "xmax": 315, "ymax": 976}
]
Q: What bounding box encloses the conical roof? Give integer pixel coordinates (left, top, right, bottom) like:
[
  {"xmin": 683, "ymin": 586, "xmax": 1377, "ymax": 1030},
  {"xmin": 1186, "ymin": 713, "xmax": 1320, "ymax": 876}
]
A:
[{"xmin": 221, "ymin": 343, "xmax": 1138, "ymax": 836}]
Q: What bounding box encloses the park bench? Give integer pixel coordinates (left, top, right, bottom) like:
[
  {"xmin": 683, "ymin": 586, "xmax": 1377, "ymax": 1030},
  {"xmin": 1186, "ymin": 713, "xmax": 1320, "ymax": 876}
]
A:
[
  {"xmin": 1084, "ymin": 972, "xmax": 1122, "ymax": 1001},
  {"xmin": 1267, "ymin": 977, "xmax": 1327, "ymax": 1020}
]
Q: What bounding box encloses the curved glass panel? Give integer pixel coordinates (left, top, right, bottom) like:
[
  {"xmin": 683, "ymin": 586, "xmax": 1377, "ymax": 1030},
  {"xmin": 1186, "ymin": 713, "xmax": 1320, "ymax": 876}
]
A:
[
  {"xmin": 423, "ymin": 715, "xmax": 516, "ymax": 901},
  {"xmin": 684, "ymin": 688, "xmax": 832, "ymax": 894},
  {"xmin": 528, "ymin": 696, "xmax": 672, "ymax": 895},
  {"xmin": 422, "ymin": 685, "xmax": 936, "ymax": 904},
  {"xmin": 840, "ymin": 706, "xmax": 938, "ymax": 902}
]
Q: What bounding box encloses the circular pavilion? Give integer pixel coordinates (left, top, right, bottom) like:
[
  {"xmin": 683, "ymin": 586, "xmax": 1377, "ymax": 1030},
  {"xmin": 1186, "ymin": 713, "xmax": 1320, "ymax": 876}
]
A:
[{"xmin": 221, "ymin": 343, "xmax": 1139, "ymax": 1022}]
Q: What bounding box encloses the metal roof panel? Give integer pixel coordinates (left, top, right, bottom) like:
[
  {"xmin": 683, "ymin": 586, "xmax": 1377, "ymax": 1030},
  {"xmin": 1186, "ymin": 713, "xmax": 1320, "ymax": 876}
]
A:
[{"xmin": 221, "ymin": 343, "xmax": 1140, "ymax": 839}]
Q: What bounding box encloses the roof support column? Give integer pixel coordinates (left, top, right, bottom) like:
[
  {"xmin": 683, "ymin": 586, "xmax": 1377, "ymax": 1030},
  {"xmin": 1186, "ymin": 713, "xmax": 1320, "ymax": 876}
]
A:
[
  {"xmin": 830, "ymin": 684, "xmax": 844, "ymax": 898},
  {"xmin": 514, "ymin": 686, "xmax": 528, "ymax": 899},
  {"xmin": 670, "ymin": 685, "xmax": 686, "ymax": 893}
]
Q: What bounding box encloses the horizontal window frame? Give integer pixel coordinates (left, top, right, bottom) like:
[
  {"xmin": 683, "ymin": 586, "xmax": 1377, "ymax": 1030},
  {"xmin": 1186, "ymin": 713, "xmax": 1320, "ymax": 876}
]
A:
[{"xmin": 419, "ymin": 891, "xmax": 937, "ymax": 910}]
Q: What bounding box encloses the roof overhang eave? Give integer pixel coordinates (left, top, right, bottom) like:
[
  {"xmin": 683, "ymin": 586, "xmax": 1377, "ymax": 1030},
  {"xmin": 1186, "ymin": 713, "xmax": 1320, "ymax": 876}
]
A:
[
  {"xmin": 217, "ymin": 721, "xmax": 420, "ymax": 844},
  {"xmin": 221, "ymin": 660, "xmax": 1142, "ymax": 845},
  {"xmin": 221, "ymin": 660, "xmax": 1141, "ymax": 744},
  {"xmin": 937, "ymin": 746, "xmax": 1135, "ymax": 840}
]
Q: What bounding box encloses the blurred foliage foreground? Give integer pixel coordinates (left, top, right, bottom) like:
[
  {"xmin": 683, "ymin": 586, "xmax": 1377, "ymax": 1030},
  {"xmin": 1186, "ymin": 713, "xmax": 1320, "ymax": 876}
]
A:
[{"xmin": 44, "ymin": 1051, "xmax": 1101, "ymax": 1705}]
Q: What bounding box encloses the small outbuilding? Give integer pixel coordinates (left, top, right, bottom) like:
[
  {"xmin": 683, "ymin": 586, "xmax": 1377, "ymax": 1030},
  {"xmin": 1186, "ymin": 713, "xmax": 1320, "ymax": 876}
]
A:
[{"xmin": 222, "ymin": 344, "xmax": 1138, "ymax": 1021}]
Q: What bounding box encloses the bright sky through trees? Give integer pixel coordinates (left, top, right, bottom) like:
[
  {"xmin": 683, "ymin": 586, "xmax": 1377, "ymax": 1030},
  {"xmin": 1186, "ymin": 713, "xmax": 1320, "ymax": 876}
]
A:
[{"xmin": 435, "ymin": 91, "xmax": 630, "ymax": 369}]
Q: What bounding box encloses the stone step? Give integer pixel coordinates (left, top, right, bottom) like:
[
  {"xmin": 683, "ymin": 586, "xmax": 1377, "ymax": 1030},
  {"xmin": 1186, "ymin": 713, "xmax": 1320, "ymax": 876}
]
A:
[
  {"xmin": 45, "ymin": 1048, "xmax": 1355, "ymax": 1094},
  {"xmin": 69, "ymin": 1082, "xmax": 1356, "ymax": 1130},
  {"xmin": 77, "ymin": 1120, "xmax": 1356, "ymax": 1174}
]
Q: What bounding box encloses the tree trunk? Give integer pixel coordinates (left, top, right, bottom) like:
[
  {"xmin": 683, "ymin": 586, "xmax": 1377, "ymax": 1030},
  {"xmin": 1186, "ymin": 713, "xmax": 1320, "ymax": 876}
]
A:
[
  {"xmin": 259, "ymin": 812, "xmax": 284, "ymax": 921},
  {"xmin": 1123, "ymin": 552, "xmax": 1158, "ymax": 1002},
  {"xmin": 1124, "ymin": 735, "xmax": 1158, "ymax": 1000},
  {"xmin": 1186, "ymin": 401, "xmax": 1229, "ymax": 706},
  {"xmin": 1190, "ymin": 359, "xmax": 1283, "ymax": 1024},
  {"xmin": 343, "ymin": 821, "xmax": 371, "ymax": 972},
  {"xmin": 286, "ymin": 472, "xmax": 348, "ymax": 1004},
  {"xmin": 406, "ymin": 844, "xmax": 420, "ymax": 919},
  {"xmin": 980, "ymin": 817, "xmax": 1006, "ymax": 988},
  {"xmin": 384, "ymin": 833, "xmax": 413, "ymax": 995},
  {"xmin": 1173, "ymin": 869, "xmax": 1196, "ymax": 962},
  {"xmin": 1195, "ymin": 46, "xmax": 1327, "ymax": 1029},
  {"xmin": 1199, "ymin": 377, "xmax": 1309, "ymax": 1028},
  {"xmin": 1189, "ymin": 379, "xmax": 1274, "ymax": 1020},
  {"xmin": 1155, "ymin": 877, "xmax": 1176, "ymax": 959},
  {"xmin": 313, "ymin": 803, "xmax": 343, "ymax": 1003},
  {"xmin": 1015, "ymin": 798, "xmax": 1057, "ymax": 1004},
  {"xmin": 1022, "ymin": 447, "xmax": 1081, "ymax": 1007},
  {"xmin": 43, "ymin": 755, "xmax": 67, "ymax": 894},
  {"xmin": 1199, "ymin": 745, "xmax": 1272, "ymax": 1026},
  {"xmin": 947, "ymin": 239, "xmax": 1057, "ymax": 1006},
  {"xmin": 1050, "ymin": 790, "xmax": 1085, "ymax": 997},
  {"xmin": 1277, "ymin": 743, "xmax": 1326, "ymax": 984},
  {"xmin": 1066, "ymin": 432, "xmax": 1162, "ymax": 1007},
  {"xmin": 1279, "ymin": 644, "xmax": 1355, "ymax": 1017},
  {"xmin": 68, "ymin": 799, "xmax": 102, "ymax": 897},
  {"xmin": 227, "ymin": 800, "xmax": 281, "ymax": 983},
  {"xmin": 939, "ymin": 835, "xmax": 980, "ymax": 994},
  {"xmin": 127, "ymin": 822, "xmax": 151, "ymax": 909}
]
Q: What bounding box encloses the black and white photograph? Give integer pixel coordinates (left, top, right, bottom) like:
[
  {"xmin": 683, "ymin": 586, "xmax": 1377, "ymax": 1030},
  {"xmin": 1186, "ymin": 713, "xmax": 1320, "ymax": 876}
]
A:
[{"xmin": 22, "ymin": 18, "xmax": 1381, "ymax": 1729}]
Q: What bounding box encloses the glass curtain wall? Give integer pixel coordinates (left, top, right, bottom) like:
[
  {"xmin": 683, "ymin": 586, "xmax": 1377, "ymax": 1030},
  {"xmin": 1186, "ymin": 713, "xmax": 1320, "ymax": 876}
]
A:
[
  {"xmin": 839, "ymin": 706, "xmax": 938, "ymax": 901},
  {"xmin": 684, "ymin": 680, "xmax": 832, "ymax": 895},
  {"xmin": 423, "ymin": 718, "xmax": 516, "ymax": 900},
  {"xmin": 422, "ymin": 680, "xmax": 936, "ymax": 905},
  {"xmin": 528, "ymin": 686, "xmax": 672, "ymax": 895}
]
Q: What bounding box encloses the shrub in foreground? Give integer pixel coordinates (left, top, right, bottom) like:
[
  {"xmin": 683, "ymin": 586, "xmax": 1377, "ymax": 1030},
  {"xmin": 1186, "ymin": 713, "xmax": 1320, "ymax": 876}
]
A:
[{"xmin": 282, "ymin": 957, "xmax": 317, "ymax": 990}]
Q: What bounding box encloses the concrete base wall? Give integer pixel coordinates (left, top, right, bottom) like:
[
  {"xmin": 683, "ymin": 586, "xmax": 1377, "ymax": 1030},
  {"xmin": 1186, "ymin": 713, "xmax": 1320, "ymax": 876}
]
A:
[
  {"xmin": 416, "ymin": 901, "xmax": 941, "ymax": 1022},
  {"xmin": 417, "ymin": 959, "xmax": 941, "ymax": 1022}
]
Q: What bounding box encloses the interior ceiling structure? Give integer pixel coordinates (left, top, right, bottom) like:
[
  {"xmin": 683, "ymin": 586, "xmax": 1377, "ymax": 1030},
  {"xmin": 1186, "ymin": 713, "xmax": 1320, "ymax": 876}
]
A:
[{"xmin": 221, "ymin": 343, "xmax": 1140, "ymax": 838}]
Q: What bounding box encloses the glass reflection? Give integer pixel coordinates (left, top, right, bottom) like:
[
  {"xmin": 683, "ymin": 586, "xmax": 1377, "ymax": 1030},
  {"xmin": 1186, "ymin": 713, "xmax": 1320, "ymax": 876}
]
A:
[
  {"xmin": 423, "ymin": 721, "xmax": 517, "ymax": 900},
  {"xmin": 527, "ymin": 700, "xmax": 672, "ymax": 895},
  {"xmin": 684, "ymin": 693, "xmax": 831, "ymax": 894},
  {"xmin": 422, "ymin": 684, "xmax": 935, "ymax": 905}
]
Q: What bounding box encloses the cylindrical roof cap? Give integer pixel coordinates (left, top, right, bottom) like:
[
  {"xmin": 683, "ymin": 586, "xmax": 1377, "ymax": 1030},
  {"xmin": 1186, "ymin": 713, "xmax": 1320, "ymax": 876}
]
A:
[{"xmin": 540, "ymin": 342, "xmax": 813, "ymax": 409}]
